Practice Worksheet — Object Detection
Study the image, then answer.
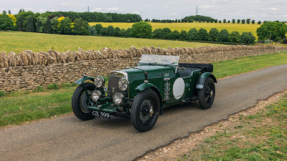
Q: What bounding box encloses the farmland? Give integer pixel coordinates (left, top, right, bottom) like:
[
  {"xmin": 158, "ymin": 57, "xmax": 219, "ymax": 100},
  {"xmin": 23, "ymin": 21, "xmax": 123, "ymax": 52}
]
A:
[
  {"xmin": 89, "ymin": 22, "xmax": 260, "ymax": 37},
  {"xmin": 0, "ymin": 31, "xmax": 222, "ymax": 54}
]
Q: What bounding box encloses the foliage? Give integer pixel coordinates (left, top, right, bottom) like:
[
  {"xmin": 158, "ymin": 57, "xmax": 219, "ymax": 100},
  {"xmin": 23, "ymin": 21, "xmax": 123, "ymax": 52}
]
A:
[
  {"xmin": 58, "ymin": 17, "xmax": 72, "ymax": 34},
  {"xmin": 228, "ymin": 31, "xmax": 240, "ymax": 42},
  {"xmin": 118, "ymin": 28, "xmax": 126, "ymax": 37},
  {"xmin": 160, "ymin": 28, "xmax": 172, "ymax": 39},
  {"xmin": 47, "ymin": 83, "xmax": 59, "ymax": 89},
  {"xmin": 198, "ymin": 28, "xmax": 208, "ymax": 41},
  {"xmin": 17, "ymin": 16, "xmax": 24, "ymax": 31},
  {"xmin": 88, "ymin": 26, "xmax": 97, "ymax": 36},
  {"xmin": 7, "ymin": 14, "xmax": 16, "ymax": 26},
  {"xmin": 131, "ymin": 21, "xmax": 152, "ymax": 38},
  {"xmin": 240, "ymin": 32, "xmax": 256, "ymax": 44},
  {"xmin": 223, "ymin": 19, "xmax": 226, "ymax": 23},
  {"xmin": 246, "ymin": 18, "xmax": 251, "ymax": 24},
  {"xmin": 217, "ymin": 29, "xmax": 229, "ymax": 42},
  {"xmin": 152, "ymin": 28, "xmax": 162, "ymax": 39},
  {"xmin": 180, "ymin": 30, "xmax": 187, "ymax": 40},
  {"xmin": 45, "ymin": 17, "xmax": 52, "ymax": 33},
  {"xmin": 208, "ymin": 28, "xmax": 219, "ymax": 41},
  {"xmin": 73, "ymin": 18, "xmax": 89, "ymax": 35},
  {"xmin": 242, "ymin": 19, "xmax": 246, "ymax": 24},
  {"xmin": 46, "ymin": 11, "xmax": 142, "ymax": 22},
  {"xmin": 182, "ymin": 15, "xmax": 216, "ymax": 23},
  {"xmin": 274, "ymin": 36, "xmax": 281, "ymax": 42},
  {"xmin": 258, "ymin": 21, "xmax": 262, "ymax": 25},
  {"xmin": 125, "ymin": 28, "xmax": 132, "ymax": 37},
  {"xmin": 0, "ymin": 91, "xmax": 5, "ymax": 97},
  {"xmin": 95, "ymin": 24, "xmax": 103, "ymax": 34},
  {"xmin": 256, "ymin": 22, "xmax": 287, "ymax": 40},
  {"xmin": 100, "ymin": 27, "xmax": 107, "ymax": 36},
  {"xmin": 107, "ymin": 25, "xmax": 114, "ymax": 36},
  {"xmin": 0, "ymin": 14, "xmax": 14, "ymax": 30},
  {"xmin": 237, "ymin": 19, "xmax": 240, "ymax": 24},
  {"xmin": 113, "ymin": 27, "xmax": 120, "ymax": 36},
  {"xmin": 251, "ymin": 20, "xmax": 255, "ymax": 24},
  {"xmin": 169, "ymin": 30, "xmax": 180, "ymax": 40},
  {"xmin": 187, "ymin": 28, "xmax": 199, "ymax": 40},
  {"xmin": 26, "ymin": 15, "xmax": 34, "ymax": 32},
  {"xmin": 232, "ymin": 19, "xmax": 235, "ymax": 24}
]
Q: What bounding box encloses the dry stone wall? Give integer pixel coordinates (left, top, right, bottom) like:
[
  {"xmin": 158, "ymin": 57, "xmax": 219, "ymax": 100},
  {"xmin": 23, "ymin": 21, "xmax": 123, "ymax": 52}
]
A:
[{"xmin": 1, "ymin": 45, "xmax": 287, "ymax": 92}]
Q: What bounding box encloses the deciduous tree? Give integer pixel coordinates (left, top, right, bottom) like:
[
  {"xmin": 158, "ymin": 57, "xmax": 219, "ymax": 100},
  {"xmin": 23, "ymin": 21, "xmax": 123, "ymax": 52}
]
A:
[
  {"xmin": 217, "ymin": 29, "xmax": 229, "ymax": 42},
  {"xmin": 198, "ymin": 28, "xmax": 208, "ymax": 41},
  {"xmin": 256, "ymin": 21, "xmax": 287, "ymax": 40},
  {"xmin": 208, "ymin": 28, "xmax": 219, "ymax": 41},
  {"xmin": 240, "ymin": 32, "xmax": 255, "ymax": 44},
  {"xmin": 228, "ymin": 31, "xmax": 240, "ymax": 42},
  {"xmin": 131, "ymin": 21, "xmax": 152, "ymax": 38},
  {"xmin": 187, "ymin": 28, "xmax": 199, "ymax": 40}
]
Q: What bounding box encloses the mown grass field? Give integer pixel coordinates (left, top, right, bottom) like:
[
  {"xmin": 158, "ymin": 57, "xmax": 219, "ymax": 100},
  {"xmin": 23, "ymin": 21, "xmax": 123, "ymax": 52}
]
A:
[
  {"xmin": 89, "ymin": 22, "xmax": 260, "ymax": 37},
  {"xmin": 178, "ymin": 94, "xmax": 287, "ymax": 160},
  {"xmin": 0, "ymin": 52, "xmax": 287, "ymax": 127},
  {"xmin": 0, "ymin": 31, "xmax": 222, "ymax": 54}
]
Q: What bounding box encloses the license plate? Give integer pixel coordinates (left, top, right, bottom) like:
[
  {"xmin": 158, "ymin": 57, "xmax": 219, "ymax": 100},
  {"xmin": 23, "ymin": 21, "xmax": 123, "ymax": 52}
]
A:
[{"xmin": 92, "ymin": 111, "xmax": 110, "ymax": 119}]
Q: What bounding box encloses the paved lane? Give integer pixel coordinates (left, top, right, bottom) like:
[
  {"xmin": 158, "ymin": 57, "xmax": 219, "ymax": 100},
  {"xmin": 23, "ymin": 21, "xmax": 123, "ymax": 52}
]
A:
[{"xmin": 1, "ymin": 64, "xmax": 287, "ymax": 161}]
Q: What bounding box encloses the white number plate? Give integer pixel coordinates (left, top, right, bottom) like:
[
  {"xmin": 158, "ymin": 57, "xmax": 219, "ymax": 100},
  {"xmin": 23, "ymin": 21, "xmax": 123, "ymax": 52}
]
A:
[{"xmin": 92, "ymin": 111, "xmax": 110, "ymax": 119}]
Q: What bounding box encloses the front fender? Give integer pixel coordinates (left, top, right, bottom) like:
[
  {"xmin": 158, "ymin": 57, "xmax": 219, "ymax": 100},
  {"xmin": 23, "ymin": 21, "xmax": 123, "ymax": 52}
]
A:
[
  {"xmin": 196, "ymin": 72, "xmax": 217, "ymax": 89},
  {"xmin": 75, "ymin": 76, "xmax": 95, "ymax": 85},
  {"xmin": 135, "ymin": 83, "xmax": 160, "ymax": 92}
]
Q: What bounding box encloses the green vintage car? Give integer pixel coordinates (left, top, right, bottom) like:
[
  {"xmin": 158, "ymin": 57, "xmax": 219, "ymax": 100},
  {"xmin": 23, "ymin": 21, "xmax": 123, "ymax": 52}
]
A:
[{"xmin": 72, "ymin": 54, "xmax": 217, "ymax": 132}]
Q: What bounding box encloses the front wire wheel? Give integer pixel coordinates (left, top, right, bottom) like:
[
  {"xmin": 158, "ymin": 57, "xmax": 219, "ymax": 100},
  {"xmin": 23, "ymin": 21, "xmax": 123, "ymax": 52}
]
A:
[
  {"xmin": 72, "ymin": 83, "xmax": 96, "ymax": 120},
  {"xmin": 131, "ymin": 90, "xmax": 160, "ymax": 132}
]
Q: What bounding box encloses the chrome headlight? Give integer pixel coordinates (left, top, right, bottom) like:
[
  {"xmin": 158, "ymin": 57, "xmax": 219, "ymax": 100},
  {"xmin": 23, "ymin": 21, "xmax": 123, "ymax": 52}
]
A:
[
  {"xmin": 118, "ymin": 78, "xmax": 128, "ymax": 91},
  {"xmin": 94, "ymin": 75, "xmax": 105, "ymax": 88},
  {"xmin": 91, "ymin": 90, "xmax": 101, "ymax": 102},
  {"xmin": 112, "ymin": 93, "xmax": 123, "ymax": 105}
]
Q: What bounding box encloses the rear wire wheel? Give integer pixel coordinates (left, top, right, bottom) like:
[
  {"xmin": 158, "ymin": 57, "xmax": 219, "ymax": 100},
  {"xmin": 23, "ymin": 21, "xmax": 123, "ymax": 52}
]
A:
[
  {"xmin": 198, "ymin": 77, "xmax": 215, "ymax": 109},
  {"xmin": 131, "ymin": 89, "xmax": 160, "ymax": 132}
]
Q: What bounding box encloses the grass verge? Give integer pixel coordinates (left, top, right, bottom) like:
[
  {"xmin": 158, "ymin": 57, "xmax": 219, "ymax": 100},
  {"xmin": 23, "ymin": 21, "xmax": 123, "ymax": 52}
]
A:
[
  {"xmin": 177, "ymin": 94, "xmax": 287, "ymax": 160},
  {"xmin": 0, "ymin": 52, "xmax": 287, "ymax": 127}
]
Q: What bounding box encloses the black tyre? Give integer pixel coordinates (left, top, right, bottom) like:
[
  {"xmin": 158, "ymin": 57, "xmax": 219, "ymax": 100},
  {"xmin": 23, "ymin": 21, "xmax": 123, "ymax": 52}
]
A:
[
  {"xmin": 131, "ymin": 90, "xmax": 160, "ymax": 132},
  {"xmin": 198, "ymin": 77, "xmax": 215, "ymax": 109},
  {"xmin": 72, "ymin": 83, "xmax": 95, "ymax": 120}
]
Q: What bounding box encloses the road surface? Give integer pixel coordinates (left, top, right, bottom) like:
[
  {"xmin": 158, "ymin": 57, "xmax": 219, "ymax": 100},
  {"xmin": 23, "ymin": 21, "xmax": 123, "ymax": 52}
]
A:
[{"xmin": 1, "ymin": 64, "xmax": 287, "ymax": 161}]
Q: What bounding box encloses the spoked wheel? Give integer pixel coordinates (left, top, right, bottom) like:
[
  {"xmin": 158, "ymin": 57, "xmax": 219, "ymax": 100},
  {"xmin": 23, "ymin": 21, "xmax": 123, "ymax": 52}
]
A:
[
  {"xmin": 198, "ymin": 77, "xmax": 215, "ymax": 109},
  {"xmin": 72, "ymin": 83, "xmax": 95, "ymax": 120},
  {"xmin": 131, "ymin": 90, "xmax": 160, "ymax": 132}
]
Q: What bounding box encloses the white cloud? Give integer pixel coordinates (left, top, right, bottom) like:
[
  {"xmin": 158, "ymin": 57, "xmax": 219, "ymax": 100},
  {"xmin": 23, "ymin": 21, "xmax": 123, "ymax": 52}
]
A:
[
  {"xmin": 132, "ymin": 11, "xmax": 139, "ymax": 14},
  {"xmin": 163, "ymin": 5, "xmax": 169, "ymax": 8},
  {"xmin": 270, "ymin": 8, "xmax": 277, "ymax": 11},
  {"xmin": 171, "ymin": 12, "xmax": 177, "ymax": 15},
  {"xmin": 200, "ymin": 5, "xmax": 212, "ymax": 8},
  {"xmin": 61, "ymin": 3, "xmax": 67, "ymax": 6},
  {"xmin": 92, "ymin": 8, "xmax": 103, "ymax": 12},
  {"xmin": 107, "ymin": 7, "xmax": 120, "ymax": 11}
]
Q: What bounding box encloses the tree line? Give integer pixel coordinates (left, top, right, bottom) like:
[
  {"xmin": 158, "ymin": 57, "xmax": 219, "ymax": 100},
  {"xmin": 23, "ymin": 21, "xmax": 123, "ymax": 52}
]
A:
[
  {"xmin": 145, "ymin": 15, "xmax": 266, "ymax": 24},
  {"xmin": 46, "ymin": 11, "xmax": 142, "ymax": 22}
]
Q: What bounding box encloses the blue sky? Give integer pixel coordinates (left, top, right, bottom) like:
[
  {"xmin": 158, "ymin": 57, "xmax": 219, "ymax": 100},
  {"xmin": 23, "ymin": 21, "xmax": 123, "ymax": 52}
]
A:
[{"xmin": 0, "ymin": 0, "xmax": 286, "ymax": 21}]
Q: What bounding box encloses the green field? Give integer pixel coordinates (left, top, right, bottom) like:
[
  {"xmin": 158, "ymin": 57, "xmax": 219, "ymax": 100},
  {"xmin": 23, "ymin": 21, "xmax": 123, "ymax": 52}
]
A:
[
  {"xmin": 1, "ymin": 52, "xmax": 287, "ymax": 127},
  {"xmin": 89, "ymin": 22, "xmax": 260, "ymax": 37},
  {"xmin": 0, "ymin": 31, "xmax": 222, "ymax": 54}
]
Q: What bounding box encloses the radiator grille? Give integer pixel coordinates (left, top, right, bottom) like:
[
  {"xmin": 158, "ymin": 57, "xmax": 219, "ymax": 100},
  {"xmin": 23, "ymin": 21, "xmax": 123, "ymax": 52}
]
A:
[{"xmin": 108, "ymin": 76, "xmax": 122, "ymax": 93}]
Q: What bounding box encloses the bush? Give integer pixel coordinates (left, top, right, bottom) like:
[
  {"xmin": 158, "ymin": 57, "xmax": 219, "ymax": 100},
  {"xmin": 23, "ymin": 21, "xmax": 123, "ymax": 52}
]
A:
[
  {"xmin": 47, "ymin": 83, "xmax": 59, "ymax": 90},
  {"xmin": 264, "ymin": 39, "xmax": 273, "ymax": 44},
  {"xmin": 240, "ymin": 32, "xmax": 256, "ymax": 44},
  {"xmin": 88, "ymin": 26, "xmax": 97, "ymax": 36},
  {"xmin": 169, "ymin": 30, "xmax": 180, "ymax": 40},
  {"xmin": 180, "ymin": 30, "xmax": 187, "ymax": 40},
  {"xmin": 0, "ymin": 91, "xmax": 5, "ymax": 97},
  {"xmin": 131, "ymin": 21, "xmax": 152, "ymax": 38},
  {"xmin": 152, "ymin": 28, "xmax": 162, "ymax": 39},
  {"xmin": 198, "ymin": 28, "xmax": 208, "ymax": 41},
  {"xmin": 0, "ymin": 13, "xmax": 14, "ymax": 30},
  {"xmin": 106, "ymin": 25, "xmax": 114, "ymax": 36},
  {"xmin": 187, "ymin": 28, "xmax": 199, "ymax": 40},
  {"xmin": 113, "ymin": 27, "xmax": 120, "ymax": 36},
  {"xmin": 275, "ymin": 37, "xmax": 281, "ymax": 42},
  {"xmin": 118, "ymin": 28, "xmax": 126, "ymax": 37},
  {"xmin": 256, "ymin": 22, "xmax": 287, "ymax": 40},
  {"xmin": 228, "ymin": 31, "xmax": 240, "ymax": 42},
  {"xmin": 34, "ymin": 86, "xmax": 44, "ymax": 92},
  {"xmin": 160, "ymin": 28, "xmax": 172, "ymax": 39},
  {"xmin": 217, "ymin": 29, "xmax": 229, "ymax": 42},
  {"xmin": 208, "ymin": 28, "xmax": 219, "ymax": 41},
  {"xmin": 100, "ymin": 27, "xmax": 107, "ymax": 36}
]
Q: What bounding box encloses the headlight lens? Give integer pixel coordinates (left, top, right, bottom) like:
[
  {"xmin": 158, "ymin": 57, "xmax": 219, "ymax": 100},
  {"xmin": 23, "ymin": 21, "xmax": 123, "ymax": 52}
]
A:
[
  {"xmin": 112, "ymin": 93, "xmax": 123, "ymax": 105},
  {"xmin": 118, "ymin": 78, "xmax": 128, "ymax": 91},
  {"xmin": 94, "ymin": 75, "xmax": 105, "ymax": 88},
  {"xmin": 91, "ymin": 90, "xmax": 102, "ymax": 102}
]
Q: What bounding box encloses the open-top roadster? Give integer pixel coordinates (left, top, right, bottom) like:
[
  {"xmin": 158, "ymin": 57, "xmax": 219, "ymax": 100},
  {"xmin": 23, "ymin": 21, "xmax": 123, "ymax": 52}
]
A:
[{"xmin": 72, "ymin": 54, "xmax": 217, "ymax": 132}]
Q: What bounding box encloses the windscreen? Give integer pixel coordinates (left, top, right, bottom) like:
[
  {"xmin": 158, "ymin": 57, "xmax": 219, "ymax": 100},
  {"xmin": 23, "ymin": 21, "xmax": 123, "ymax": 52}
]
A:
[{"xmin": 139, "ymin": 54, "xmax": 179, "ymax": 65}]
